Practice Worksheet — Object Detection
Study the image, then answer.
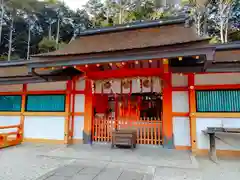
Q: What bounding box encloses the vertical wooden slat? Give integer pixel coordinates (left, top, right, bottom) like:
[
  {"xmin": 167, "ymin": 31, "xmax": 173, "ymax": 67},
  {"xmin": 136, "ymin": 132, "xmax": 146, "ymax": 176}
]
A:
[
  {"xmin": 140, "ymin": 118, "xmax": 142, "ymax": 144},
  {"xmin": 96, "ymin": 118, "xmax": 98, "ymax": 141},
  {"xmin": 147, "ymin": 117, "xmax": 150, "ymax": 144},
  {"xmin": 151, "ymin": 118, "xmax": 154, "ymax": 145},
  {"xmin": 143, "ymin": 117, "xmax": 146, "ymax": 144},
  {"xmin": 100, "ymin": 117, "xmax": 104, "ymax": 142},
  {"xmin": 154, "ymin": 118, "xmax": 158, "ymax": 145}
]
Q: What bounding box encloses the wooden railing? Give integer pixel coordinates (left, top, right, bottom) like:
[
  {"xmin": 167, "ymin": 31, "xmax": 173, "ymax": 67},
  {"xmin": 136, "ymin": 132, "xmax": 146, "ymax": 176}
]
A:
[
  {"xmin": 0, "ymin": 125, "xmax": 22, "ymax": 149},
  {"xmin": 92, "ymin": 117, "xmax": 162, "ymax": 145}
]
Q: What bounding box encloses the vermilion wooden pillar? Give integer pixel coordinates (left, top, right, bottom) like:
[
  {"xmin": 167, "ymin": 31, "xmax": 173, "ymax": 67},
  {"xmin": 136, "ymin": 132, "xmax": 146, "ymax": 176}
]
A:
[
  {"xmin": 64, "ymin": 80, "xmax": 72, "ymax": 144},
  {"xmin": 83, "ymin": 79, "xmax": 93, "ymax": 144},
  {"xmin": 162, "ymin": 59, "xmax": 174, "ymax": 149},
  {"xmin": 188, "ymin": 74, "xmax": 197, "ymax": 153}
]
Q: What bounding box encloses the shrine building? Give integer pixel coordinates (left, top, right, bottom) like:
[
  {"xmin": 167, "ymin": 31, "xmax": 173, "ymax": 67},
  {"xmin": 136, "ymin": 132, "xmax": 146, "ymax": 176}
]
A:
[{"xmin": 0, "ymin": 18, "xmax": 240, "ymax": 156}]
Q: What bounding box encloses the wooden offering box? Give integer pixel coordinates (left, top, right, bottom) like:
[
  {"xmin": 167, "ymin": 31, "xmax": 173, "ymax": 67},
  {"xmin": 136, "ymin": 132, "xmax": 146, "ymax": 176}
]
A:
[{"xmin": 111, "ymin": 128, "xmax": 137, "ymax": 149}]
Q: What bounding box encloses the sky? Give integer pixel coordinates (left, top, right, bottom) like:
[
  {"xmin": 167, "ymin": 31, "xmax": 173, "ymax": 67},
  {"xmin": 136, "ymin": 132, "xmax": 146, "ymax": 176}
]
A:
[{"xmin": 62, "ymin": 0, "xmax": 89, "ymax": 10}]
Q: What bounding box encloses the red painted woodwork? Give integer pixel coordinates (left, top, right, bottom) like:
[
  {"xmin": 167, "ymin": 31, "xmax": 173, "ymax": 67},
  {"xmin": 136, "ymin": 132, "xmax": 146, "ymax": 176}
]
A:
[
  {"xmin": 86, "ymin": 68, "xmax": 164, "ymax": 80},
  {"xmin": 92, "ymin": 117, "xmax": 162, "ymax": 145},
  {"xmin": 93, "ymin": 94, "xmax": 109, "ymax": 114}
]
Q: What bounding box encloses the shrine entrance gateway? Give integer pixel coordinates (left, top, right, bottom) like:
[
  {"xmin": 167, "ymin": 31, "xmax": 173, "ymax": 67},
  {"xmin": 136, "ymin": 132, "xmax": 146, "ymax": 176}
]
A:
[{"xmin": 91, "ymin": 77, "xmax": 163, "ymax": 145}]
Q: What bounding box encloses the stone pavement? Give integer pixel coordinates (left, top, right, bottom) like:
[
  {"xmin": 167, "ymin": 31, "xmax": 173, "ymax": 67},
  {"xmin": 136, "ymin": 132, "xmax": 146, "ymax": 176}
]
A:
[
  {"xmin": 38, "ymin": 143, "xmax": 198, "ymax": 169},
  {"xmin": 37, "ymin": 159, "xmax": 153, "ymax": 180},
  {"xmin": 1, "ymin": 143, "xmax": 240, "ymax": 180}
]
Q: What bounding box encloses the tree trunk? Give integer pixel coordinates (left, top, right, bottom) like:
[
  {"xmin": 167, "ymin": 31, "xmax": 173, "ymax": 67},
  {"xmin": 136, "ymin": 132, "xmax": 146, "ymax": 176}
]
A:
[
  {"xmin": 48, "ymin": 23, "xmax": 52, "ymax": 40},
  {"xmin": 220, "ymin": 21, "xmax": 224, "ymax": 43},
  {"xmin": 197, "ymin": 14, "xmax": 201, "ymax": 36},
  {"xmin": 55, "ymin": 18, "xmax": 60, "ymax": 50},
  {"xmin": 0, "ymin": 0, "xmax": 4, "ymax": 44},
  {"xmin": 8, "ymin": 18, "xmax": 13, "ymax": 61},
  {"xmin": 27, "ymin": 25, "xmax": 31, "ymax": 60},
  {"xmin": 224, "ymin": 19, "xmax": 229, "ymax": 43},
  {"xmin": 119, "ymin": 0, "xmax": 122, "ymax": 24}
]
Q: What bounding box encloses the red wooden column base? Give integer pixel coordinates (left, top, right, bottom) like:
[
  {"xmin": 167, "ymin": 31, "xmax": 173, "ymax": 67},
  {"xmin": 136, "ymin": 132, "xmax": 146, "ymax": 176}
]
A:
[
  {"xmin": 83, "ymin": 79, "xmax": 93, "ymax": 144},
  {"xmin": 162, "ymin": 72, "xmax": 174, "ymax": 149}
]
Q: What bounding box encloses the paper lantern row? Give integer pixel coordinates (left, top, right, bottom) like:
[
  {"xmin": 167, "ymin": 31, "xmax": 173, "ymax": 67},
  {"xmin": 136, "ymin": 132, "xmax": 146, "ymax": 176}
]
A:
[{"xmin": 92, "ymin": 77, "xmax": 162, "ymax": 94}]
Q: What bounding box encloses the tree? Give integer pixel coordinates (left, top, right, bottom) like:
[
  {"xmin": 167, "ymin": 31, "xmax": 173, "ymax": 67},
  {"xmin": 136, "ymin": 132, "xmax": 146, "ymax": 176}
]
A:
[{"xmin": 216, "ymin": 0, "xmax": 237, "ymax": 43}]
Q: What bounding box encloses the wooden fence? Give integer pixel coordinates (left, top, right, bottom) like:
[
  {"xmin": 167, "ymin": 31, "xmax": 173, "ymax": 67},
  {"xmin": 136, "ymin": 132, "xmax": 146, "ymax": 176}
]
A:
[
  {"xmin": 92, "ymin": 117, "xmax": 162, "ymax": 145},
  {"xmin": 0, "ymin": 125, "xmax": 22, "ymax": 149}
]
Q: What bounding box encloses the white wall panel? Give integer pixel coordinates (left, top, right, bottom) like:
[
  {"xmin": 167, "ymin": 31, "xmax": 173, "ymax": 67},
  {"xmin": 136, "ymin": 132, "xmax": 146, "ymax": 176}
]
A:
[
  {"xmin": 0, "ymin": 84, "xmax": 22, "ymax": 92},
  {"xmin": 196, "ymin": 118, "xmax": 240, "ymax": 150},
  {"xmin": 0, "ymin": 116, "xmax": 20, "ymax": 133},
  {"xmin": 173, "ymin": 117, "xmax": 191, "ymax": 146},
  {"xmin": 24, "ymin": 116, "xmax": 65, "ymax": 140},
  {"xmin": 76, "ymin": 79, "xmax": 85, "ymax": 91},
  {"xmin": 172, "ymin": 91, "xmax": 189, "ymax": 112},
  {"xmin": 27, "ymin": 81, "xmax": 66, "ymax": 91},
  {"xmin": 172, "ymin": 74, "xmax": 188, "ymax": 87},
  {"xmin": 195, "ymin": 73, "xmax": 240, "ymax": 85},
  {"xmin": 75, "ymin": 95, "xmax": 85, "ymax": 112},
  {"xmin": 73, "ymin": 116, "xmax": 84, "ymax": 139}
]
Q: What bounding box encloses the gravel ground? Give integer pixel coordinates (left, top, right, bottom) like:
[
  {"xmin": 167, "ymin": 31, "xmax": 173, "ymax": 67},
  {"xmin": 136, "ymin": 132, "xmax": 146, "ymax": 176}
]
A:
[{"xmin": 0, "ymin": 144, "xmax": 240, "ymax": 180}]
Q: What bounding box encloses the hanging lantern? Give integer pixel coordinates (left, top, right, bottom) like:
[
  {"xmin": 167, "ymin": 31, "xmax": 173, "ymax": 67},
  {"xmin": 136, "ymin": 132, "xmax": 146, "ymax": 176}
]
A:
[
  {"xmin": 122, "ymin": 79, "xmax": 131, "ymax": 89},
  {"xmin": 143, "ymin": 79, "xmax": 150, "ymax": 88},
  {"xmin": 103, "ymin": 81, "xmax": 111, "ymax": 90}
]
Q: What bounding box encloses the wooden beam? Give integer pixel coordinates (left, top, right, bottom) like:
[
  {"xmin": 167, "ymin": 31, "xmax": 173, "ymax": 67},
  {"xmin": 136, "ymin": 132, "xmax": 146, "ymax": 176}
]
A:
[
  {"xmin": 195, "ymin": 84, "xmax": 240, "ymax": 90},
  {"xmin": 86, "ymin": 68, "xmax": 164, "ymax": 80},
  {"xmin": 195, "ymin": 113, "xmax": 240, "ymax": 118}
]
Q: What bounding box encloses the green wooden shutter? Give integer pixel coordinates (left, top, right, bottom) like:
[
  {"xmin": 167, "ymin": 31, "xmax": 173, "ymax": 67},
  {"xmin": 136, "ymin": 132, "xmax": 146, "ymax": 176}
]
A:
[
  {"xmin": 196, "ymin": 90, "xmax": 240, "ymax": 112},
  {"xmin": 26, "ymin": 95, "xmax": 66, "ymax": 112},
  {"xmin": 0, "ymin": 95, "xmax": 22, "ymax": 112}
]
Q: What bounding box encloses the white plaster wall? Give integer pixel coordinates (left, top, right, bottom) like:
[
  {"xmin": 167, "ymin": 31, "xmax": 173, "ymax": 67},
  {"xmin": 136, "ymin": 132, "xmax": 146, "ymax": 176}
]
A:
[
  {"xmin": 172, "ymin": 74, "xmax": 188, "ymax": 87},
  {"xmin": 195, "ymin": 73, "xmax": 240, "ymax": 85},
  {"xmin": 75, "ymin": 95, "xmax": 85, "ymax": 112},
  {"xmin": 73, "ymin": 116, "xmax": 84, "ymax": 139},
  {"xmin": 27, "ymin": 81, "xmax": 66, "ymax": 91},
  {"xmin": 0, "ymin": 84, "xmax": 22, "ymax": 92},
  {"xmin": 172, "ymin": 91, "xmax": 189, "ymax": 112},
  {"xmin": 173, "ymin": 117, "xmax": 191, "ymax": 146},
  {"xmin": 0, "ymin": 116, "xmax": 20, "ymax": 133},
  {"xmin": 76, "ymin": 78, "xmax": 85, "ymax": 91},
  {"xmin": 196, "ymin": 118, "xmax": 240, "ymax": 150},
  {"xmin": 24, "ymin": 116, "xmax": 65, "ymax": 140}
]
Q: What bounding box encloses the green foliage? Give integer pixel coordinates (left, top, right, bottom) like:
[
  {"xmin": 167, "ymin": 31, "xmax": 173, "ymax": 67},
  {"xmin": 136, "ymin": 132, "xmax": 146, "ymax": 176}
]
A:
[
  {"xmin": 38, "ymin": 37, "xmax": 56, "ymax": 53},
  {"xmin": 209, "ymin": 36, "xmax": 221, "ymax": 44},
  {"xmin": 0, "ymin": 0, "xmax": 239, "ymax": 60},
  {"xmin": 0, "ymin": 0, "xmax": 92, "ymax": 59}
]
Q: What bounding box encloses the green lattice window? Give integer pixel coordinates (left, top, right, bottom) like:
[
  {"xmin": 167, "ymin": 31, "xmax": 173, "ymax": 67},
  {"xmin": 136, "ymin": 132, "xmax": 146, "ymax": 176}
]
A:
[
  {"xmin": 26, "ymin": 95, "xmax": 66, "ymax": 112},
  {"xmin": 196, "ymin": 90, "xmax": 240, "ymax": 112},
  {"xmin": 0, "ymin": 95, "xmax": 22, "ymax": 112}
]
